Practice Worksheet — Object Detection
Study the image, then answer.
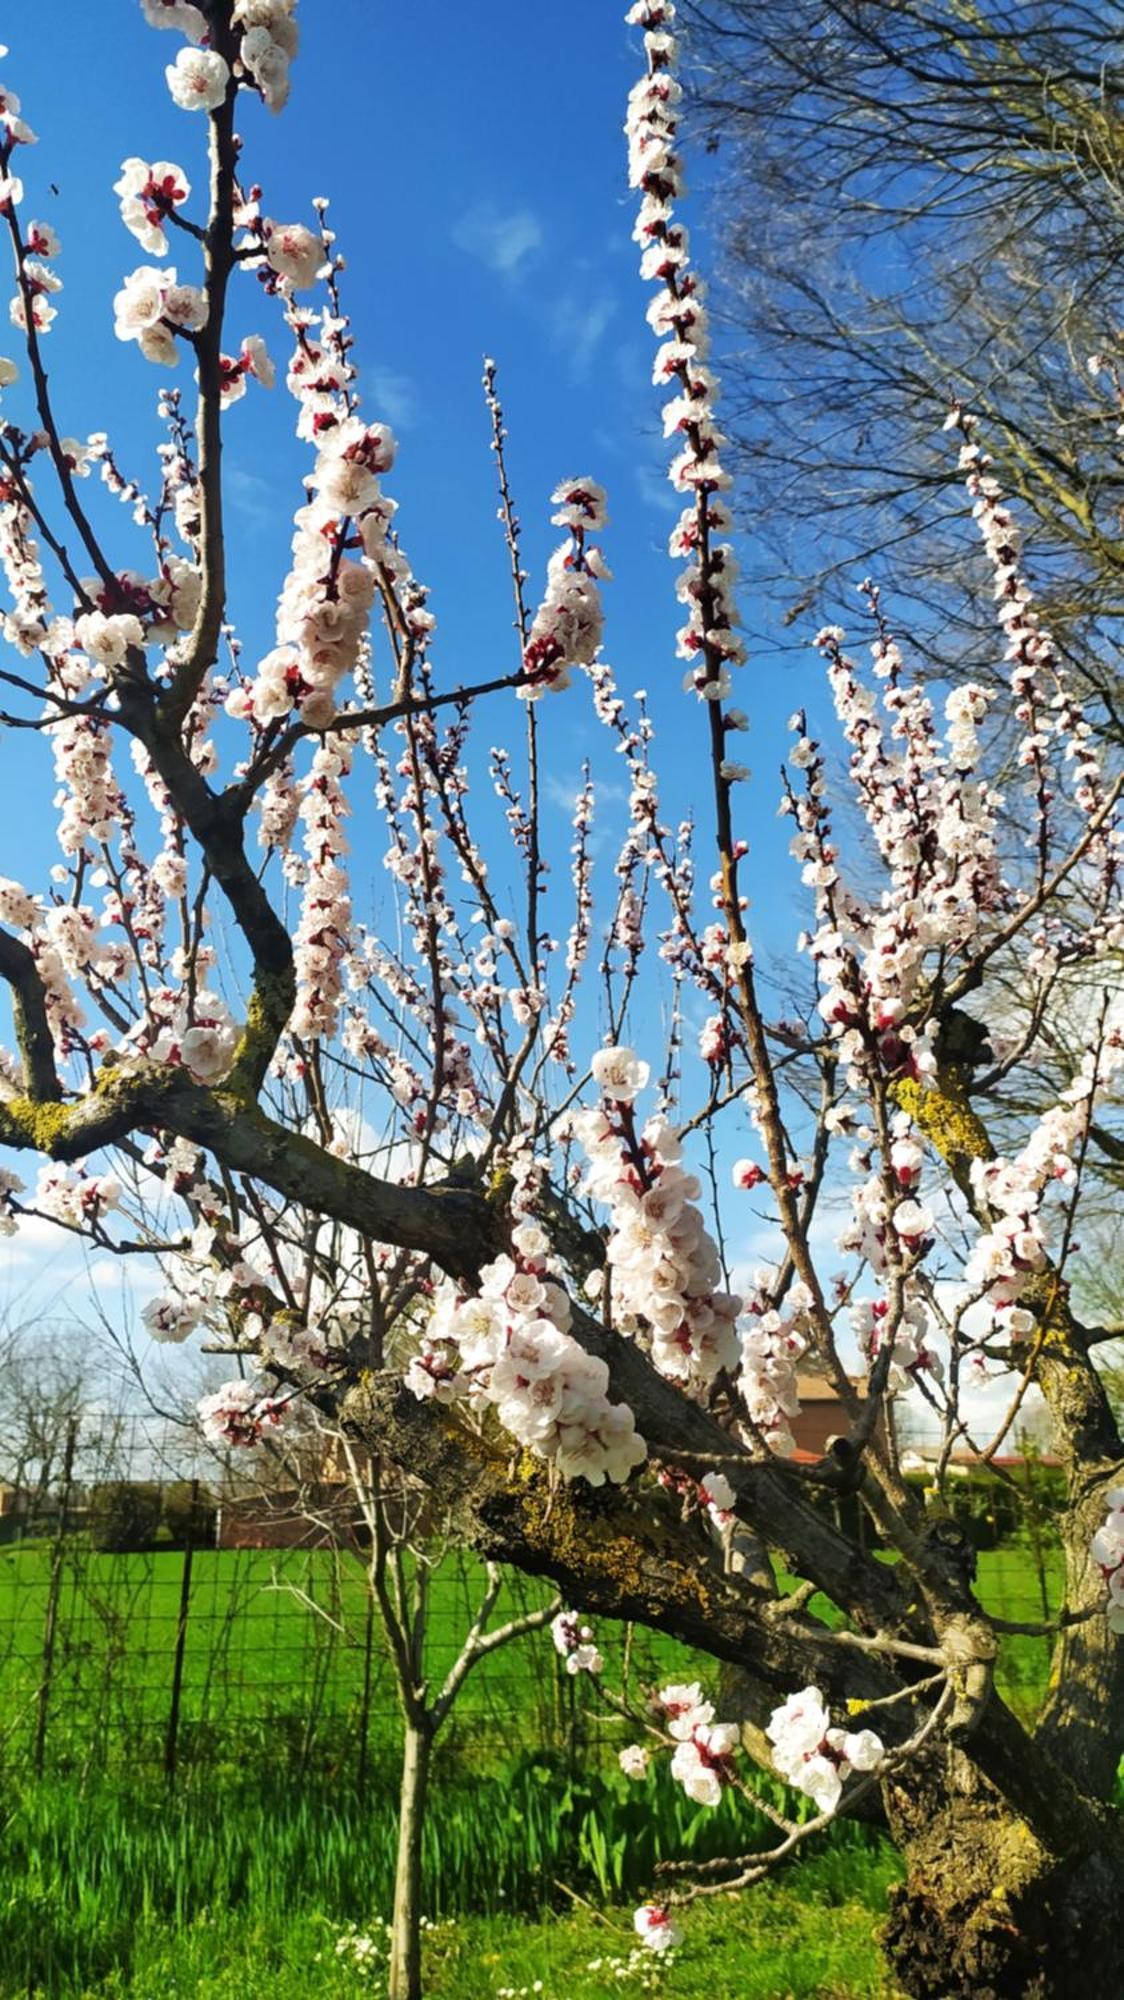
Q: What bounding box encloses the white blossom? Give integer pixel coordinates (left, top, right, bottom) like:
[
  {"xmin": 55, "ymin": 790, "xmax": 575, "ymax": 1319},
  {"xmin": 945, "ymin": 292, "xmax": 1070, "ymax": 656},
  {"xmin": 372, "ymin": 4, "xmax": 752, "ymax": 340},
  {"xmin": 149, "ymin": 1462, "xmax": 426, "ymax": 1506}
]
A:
[{"xmin": 165, "ymin": 48, "xmax": 230, "ymax": 114}]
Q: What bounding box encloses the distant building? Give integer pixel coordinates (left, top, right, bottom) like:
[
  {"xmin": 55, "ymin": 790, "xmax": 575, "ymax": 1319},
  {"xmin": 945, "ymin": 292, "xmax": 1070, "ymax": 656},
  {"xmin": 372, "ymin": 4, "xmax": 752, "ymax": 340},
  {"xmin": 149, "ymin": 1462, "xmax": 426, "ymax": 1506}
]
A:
[
  {"xmin": 215, "ymin": 1481, "xmax": 366, "ymax": 1551},
  {"xmin": 788, "ymin": 1373, "xmax": 896, "ymax": 1460},
  {"xmin": 900, "ymin": 1445, "xmax": 1060, "ymax": 1475}
]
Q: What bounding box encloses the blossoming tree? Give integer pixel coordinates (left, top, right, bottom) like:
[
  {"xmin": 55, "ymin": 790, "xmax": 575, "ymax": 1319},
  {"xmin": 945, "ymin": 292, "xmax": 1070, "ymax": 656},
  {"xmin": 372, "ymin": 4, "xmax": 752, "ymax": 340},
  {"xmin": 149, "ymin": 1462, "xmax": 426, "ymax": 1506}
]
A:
[
  {"xmin": 225, "ymin": 1402, "xmax": 562, "ymax": 2000},
  {"xmin": 0, "ymin": 3, "xmax": 1122, "ymax": 1994}
]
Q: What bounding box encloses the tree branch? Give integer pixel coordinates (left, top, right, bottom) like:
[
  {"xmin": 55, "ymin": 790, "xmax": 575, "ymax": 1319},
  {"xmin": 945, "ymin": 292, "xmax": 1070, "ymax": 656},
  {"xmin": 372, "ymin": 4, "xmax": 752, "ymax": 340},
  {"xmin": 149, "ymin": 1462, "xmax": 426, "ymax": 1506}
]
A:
[{"xmin": 0, "ymin": 929, "xmax": 61, "ymax": 1101}]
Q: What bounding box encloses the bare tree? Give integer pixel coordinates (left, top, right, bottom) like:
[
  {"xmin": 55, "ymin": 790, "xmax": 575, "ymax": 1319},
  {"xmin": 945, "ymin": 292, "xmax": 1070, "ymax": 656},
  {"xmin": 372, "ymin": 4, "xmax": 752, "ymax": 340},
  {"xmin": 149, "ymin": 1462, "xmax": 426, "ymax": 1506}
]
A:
[
  {"xmin": 681, "ymin": 0, "xmax": 1124, "ymax": 732},
  {"xmin": 0, "ymin": 1315, "xmax": 141, "ymax": 1529},
  {"xmin": 209, "ymin": 1351, "xmax": 561, "ymax": 2000},
  {"xmin": 341, "ymin": 1445, "xmax": 559, "ymax": 2000}
]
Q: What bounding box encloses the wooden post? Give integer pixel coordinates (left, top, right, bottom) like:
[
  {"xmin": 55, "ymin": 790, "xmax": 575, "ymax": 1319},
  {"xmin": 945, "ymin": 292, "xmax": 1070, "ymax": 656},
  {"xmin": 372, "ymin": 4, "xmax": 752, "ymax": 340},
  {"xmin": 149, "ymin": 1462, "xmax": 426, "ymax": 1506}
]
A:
[
  {"xmin": 356, "ymin": 1581, "xmax": 376, "ymax": 1799},
  {"xmin": 34, "ymin": 1417, "xmax": 78, "ymax": 1778},
  {"xmin": 163, "ymin": 1477, "xmax": 198, "ymax": 1788}
]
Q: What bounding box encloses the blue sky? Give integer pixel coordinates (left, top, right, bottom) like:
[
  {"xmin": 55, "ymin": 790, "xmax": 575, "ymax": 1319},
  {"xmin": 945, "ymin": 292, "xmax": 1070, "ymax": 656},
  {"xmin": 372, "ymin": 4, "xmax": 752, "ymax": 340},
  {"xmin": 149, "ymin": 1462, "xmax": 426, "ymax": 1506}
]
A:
[
  {"xmin": 0, "ymin": 5, "xmax": 1029, "ymax": 1439},
  {"xmin": 1, "ymin": 0, "xmax": 815, "ymax": 919}
]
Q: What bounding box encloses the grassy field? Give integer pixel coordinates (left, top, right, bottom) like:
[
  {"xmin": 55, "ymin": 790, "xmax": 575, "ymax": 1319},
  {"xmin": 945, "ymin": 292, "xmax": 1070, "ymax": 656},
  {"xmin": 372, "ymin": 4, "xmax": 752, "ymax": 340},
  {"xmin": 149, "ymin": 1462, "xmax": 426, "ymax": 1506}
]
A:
[
  {"xmin": 64, "ymin": 1873, "xmax": 905, "ymax": 1999},
  {"xmin": 0, "ymin": 1754, "xmax": 899, "ymax": 1996},
  {"xmin": 0, "ymin": 1534, "xmax": 1065, "ymax": 1997},
  {"xmin": 0, "ymin": 1780, "xmax": 902, "ymax": 2000}
]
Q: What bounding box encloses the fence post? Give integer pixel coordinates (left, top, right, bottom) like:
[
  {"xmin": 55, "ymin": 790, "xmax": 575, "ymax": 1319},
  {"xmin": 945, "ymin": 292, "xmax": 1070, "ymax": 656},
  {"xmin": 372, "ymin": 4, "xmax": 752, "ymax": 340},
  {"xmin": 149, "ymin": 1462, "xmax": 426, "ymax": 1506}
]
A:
[
  {"xmin": 34, "ymin": 1417, "xmax": 78, "ymax": 1778},
  {"xmin": 356, "ymin": 1577, "xmax": 376, "ymax": 1799},
  {"xmin": 163, "ymin": 1477, "xmax": 198, "ymax": 1788}
]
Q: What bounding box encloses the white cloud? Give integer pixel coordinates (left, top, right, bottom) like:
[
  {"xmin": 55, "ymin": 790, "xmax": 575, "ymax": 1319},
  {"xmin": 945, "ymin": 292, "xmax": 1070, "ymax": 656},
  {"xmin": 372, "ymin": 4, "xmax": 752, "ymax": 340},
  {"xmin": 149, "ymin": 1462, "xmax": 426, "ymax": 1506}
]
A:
[
  {"xmin": 366, "ymin": 364, "xmax": 418, "ymax": 431},
  {"xmin": 545, "ymin": 290, "xmax": 617, "ymax": 379},
  {"xmin": 0, "ymin": 1209, "xmax": 80, "ymax": 1273},
  {"xmin": 544, "ymin": 772, "xmax": 627, "ymax": 816},
  {"xmin": 452, "ymin": 202, "xmax": 543, "ymax": 275},
  {"xmin": 226, "ymin": 464, "xmax": 273, "ymax": 526},
  {"xmin": 86, "ymin": 1256, "xmax": 162, "ymax": 1301},
  {"xmin": 0, "ymin": 1209, "xmax": 166, "ymax": 1333},
  {"xmin": 634, "ymin": 458, "xmax": 678, "ymax": 515}
]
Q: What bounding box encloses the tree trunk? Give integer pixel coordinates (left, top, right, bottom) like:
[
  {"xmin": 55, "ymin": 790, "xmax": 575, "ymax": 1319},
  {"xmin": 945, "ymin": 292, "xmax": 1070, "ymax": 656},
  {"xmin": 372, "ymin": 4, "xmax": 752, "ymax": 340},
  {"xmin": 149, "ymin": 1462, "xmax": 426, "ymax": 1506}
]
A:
[
  {"xmin": 881, "ymin": 1758, "xmax": 1124, "ymax": 1999},
  {"xmin": 388, "ymin": 1718, "xmax": 432, "ymax": 2000}
]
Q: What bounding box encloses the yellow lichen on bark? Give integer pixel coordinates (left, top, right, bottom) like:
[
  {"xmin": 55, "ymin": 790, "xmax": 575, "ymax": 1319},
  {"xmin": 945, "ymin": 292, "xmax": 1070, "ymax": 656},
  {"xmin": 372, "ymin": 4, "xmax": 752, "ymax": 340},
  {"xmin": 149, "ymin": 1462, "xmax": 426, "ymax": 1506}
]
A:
[
  {"xmin": 893, "ymin": 1070, "xmax": 993, "ymax": 1186},
  {"xmin": 223, "ymin": 967, "xmax": 296, "ymax": 1103},
  {"xmin": 0, "ymin": 1094, "xmax": 73, "ymax": 1153}
]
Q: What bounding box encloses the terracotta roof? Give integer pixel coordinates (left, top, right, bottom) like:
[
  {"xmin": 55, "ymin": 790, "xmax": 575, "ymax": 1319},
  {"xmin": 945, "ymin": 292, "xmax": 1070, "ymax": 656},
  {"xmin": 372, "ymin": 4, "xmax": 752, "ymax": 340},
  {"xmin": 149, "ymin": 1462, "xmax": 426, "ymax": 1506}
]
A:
[
  {"xmin": 793, "ymin": 1373, "xmax": 863, "ymax": 1401},
  {"xmin": 902, "ymin": 1447, "xmax": 1060, "ymax": 1471}
]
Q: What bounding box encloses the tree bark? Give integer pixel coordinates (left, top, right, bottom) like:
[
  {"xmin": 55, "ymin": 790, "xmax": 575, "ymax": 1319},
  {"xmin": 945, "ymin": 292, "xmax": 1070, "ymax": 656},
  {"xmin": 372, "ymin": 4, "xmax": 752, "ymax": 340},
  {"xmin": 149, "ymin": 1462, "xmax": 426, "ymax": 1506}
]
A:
[
  {"xmin": 388, "ymin": 1717, "xmax": 433, "ymax": 2000},
  {"xmin": 881, "ymin": 1752, "xmax": 1124, "ymax": 1999}
]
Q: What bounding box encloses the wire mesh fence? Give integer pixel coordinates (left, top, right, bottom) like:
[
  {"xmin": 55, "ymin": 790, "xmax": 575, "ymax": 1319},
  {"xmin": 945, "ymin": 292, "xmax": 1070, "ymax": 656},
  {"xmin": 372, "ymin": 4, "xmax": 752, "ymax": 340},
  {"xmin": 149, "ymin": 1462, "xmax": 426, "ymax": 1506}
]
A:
[
  {"xmin": 0, "ymin": 1404, "xmax": 1064, "ymax": 1786},
  {"xmin": 0, "ymin": 1415, "xmax": 688, "ymax": 1787}
]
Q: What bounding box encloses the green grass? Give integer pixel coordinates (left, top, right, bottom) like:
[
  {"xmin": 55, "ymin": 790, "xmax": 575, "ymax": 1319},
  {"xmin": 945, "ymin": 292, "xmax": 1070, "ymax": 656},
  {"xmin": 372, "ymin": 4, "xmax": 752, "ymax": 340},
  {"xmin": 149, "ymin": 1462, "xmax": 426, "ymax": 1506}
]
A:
[
  {"xmin": 0, "ymin": 1535, "xmax": 1066, "ymax": 1998},
  {"xmin": 974, "ymin": 1544, "xmax": 1061, "ymax": 1714},
  {"xmin": 1, "ymin": 1854, "xmax": 903, "ymax": 1999},
  {"xmin": 0, "ymin": 1762, "xmax": 897, "ymax": 1997},
  {"xmin": 776, "ymin": 1542, "xmax": 1062, "ymax": 1722},
  {"xmin": 86, "ymin": 1888, "xmax": 902, "ymax": 2000}
]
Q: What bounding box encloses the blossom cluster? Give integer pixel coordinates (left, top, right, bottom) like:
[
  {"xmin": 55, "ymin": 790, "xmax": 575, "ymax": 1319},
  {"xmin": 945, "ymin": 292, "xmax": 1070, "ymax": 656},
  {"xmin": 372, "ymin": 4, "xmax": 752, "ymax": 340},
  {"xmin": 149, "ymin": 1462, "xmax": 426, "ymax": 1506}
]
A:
[
  {"xmin": 233, "ymin": 0, "xmax": 300, "ymax": 112},
  {"xmin": 619, "ymin": 1742, "xmax": 651, "ymax": 1780},
  {"xmin": 572, "ymin": 1047, "xmax": 813, "ymax": 1451},
  {"xmin": 0, "ymin": 416, "xmax": 47, "ymax": 659},
  {"xmin": 655, "ymin": 1679, "xmax": 714, "ymax": 1741},
  {"xmin": 219, "ymin": 333, "xmax": 274, "ymax": 408},
  {"xmin": 0, "ymin": 874, "xmax": 95, "ymax": 1055},
  {"xmin": 850, "ymin": 1294, "xmax": 942, "ymax": 1394},
  {"xmin": 127, "ymin": 981, "xmax": 242, "ymax": 1083},
  {"xmin": 51, "ymin": 712, "xmax": 129, "ymax": 868},
  {"xmin": 736, "ymin": 1267, "xmax": 812, "ymax": 1454},
  {"xmin": 967, "ymin": 1013, "xmax": 1124, "ymax": 1339},
  {"xmin": 34, "ymin": 1166, "xmax": 121, "ymax": 1230},
  {"xmin": 113, "ymin": 262, "xmax": 207, "ymax": 366},
  {"xmin": 521, "ymin": 479, "xmax": 611, "ymax": 697},
  {"xmin": 573, "ymin": 1046, "xmax": 741, "ymax": 1395},
  {"xmin": 1, "ymin": 69, "xmax": 53, "ymax": 345},
  {"xmin": 143, "ymin": 1292, "xmax": 205, "ymax": 1344},
  {"xmin": 625, "ymin": 2, "xmax": 744, "ymax": 702},
  {"xmin": 955, "ymin": 407, "xmax": 1118, "ymax": 874},
  {"xmin": 550, "ymin": 1609, "xmax": 604, "ymax": 1675},
  {"xmin": 114, "ymin": 157, "xmax": 191, "ymax": 255},
  {"xmin": 270, "ymin": 409, "xmax": 385, "ymax": 725},
  {"xmin": 633, "ymin": 1904, "xmax": 681, "ymax": 1954},
  {"xmin": 224, "ymin": 287, "xmax": 391, "ymax": 726},
  {"xmin": 766, "ymin": 1686, "xmax": 883, "ymax": 1814},
  {"xmin": 2, "ymin": 92, "xmax": 61, "ymax": 339},
  {"xmin": 154, "ymin": 2, "xmax": 299, "ymax": 117},
  {"xmin": 291, "ymin": 738, "xmax": 352, "ymax": 1039},
  {"xmin": 629, "ymin": 1683, "xmax": 748, "ymax": 1945},
  {"xmin": 657, "ymin": 1680, "xmax": 741, "ymax": 1806},
  {"xmin": 790, "ymin": 664, "xmax": 944, "ymax": 1090},
  {"xmin": 825, "ymin": 1112, "xmax": 943, "ymax": 1396},
  {"xmin": 197, "ymin": 1377, "xmax": 288, "ymax": 1449},
  {"xmin": 407, "ymin": 1223, "xmax": 646, "ymax": 1486}
]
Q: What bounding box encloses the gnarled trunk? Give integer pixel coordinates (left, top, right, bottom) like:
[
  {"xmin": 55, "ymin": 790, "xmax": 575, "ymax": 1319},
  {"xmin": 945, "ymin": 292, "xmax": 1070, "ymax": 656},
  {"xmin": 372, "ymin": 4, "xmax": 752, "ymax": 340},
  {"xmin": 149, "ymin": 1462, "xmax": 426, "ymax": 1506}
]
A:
[{"xmin": 882, "ymin": 1757, "xmax": 1124, "ymax": 1999}]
